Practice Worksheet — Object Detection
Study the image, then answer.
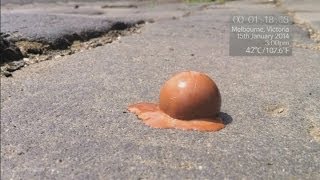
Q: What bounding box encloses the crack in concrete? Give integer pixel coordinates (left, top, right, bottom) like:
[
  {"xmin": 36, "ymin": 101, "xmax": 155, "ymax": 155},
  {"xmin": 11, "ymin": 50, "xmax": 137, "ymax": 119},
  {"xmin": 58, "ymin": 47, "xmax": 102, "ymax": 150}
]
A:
[
  {"xmin": 0, "ymin": 21, "xmax": 146, "ymax": 77},
  {"xmin": 276, "ymin": 0, "xmax": 320, "ymax": 51}
]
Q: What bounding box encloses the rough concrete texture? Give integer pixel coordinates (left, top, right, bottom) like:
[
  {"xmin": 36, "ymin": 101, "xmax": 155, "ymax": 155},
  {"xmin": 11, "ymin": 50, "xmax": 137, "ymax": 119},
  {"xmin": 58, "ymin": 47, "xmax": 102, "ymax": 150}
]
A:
[
  {"xmin": 279, "ymin": 0, "xmax": 320, "ymax": 27},
  {"xmin": 1, "ymin": 1, "xmax": 206, "ymax": 76},
  {"xmin": 1, "ymin": 0, "xmax": 320, "ymax": 179},
  {"xmin": 1, "ymin": 12, "xmax": 141, "ymax": 49},
  {"xmin": 1, "ymin": 1, "xmax": 199, "ymax": 48},
  {"xmin": 0, "ymin": 0, "xmax": 142, "ymax": 5},
  {"xmin": 279, "ymin": 0, "xmax": 320, "ymax": 40}
]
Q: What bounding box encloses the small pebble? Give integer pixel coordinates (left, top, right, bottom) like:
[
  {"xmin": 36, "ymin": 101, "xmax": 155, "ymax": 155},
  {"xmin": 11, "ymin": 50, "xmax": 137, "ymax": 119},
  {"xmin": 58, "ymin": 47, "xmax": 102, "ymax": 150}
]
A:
[
  {"xmin": 23, "ymin": 58, "xmax": 30, "ymax": 62},
  {"xmin": 278, "ymin": 108, "xmax": 284, "ymax": 113}
]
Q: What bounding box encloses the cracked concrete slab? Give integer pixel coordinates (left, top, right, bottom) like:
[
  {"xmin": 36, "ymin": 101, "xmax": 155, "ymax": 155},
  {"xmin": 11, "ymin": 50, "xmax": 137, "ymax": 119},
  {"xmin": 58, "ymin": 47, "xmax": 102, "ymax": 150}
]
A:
[
  {"xmin": 1, "ymin": 12, "xmax": 142, "ymax": 49},
  {"xmin": 0, "ymin": 0, "xmax": 143, "ymax": 5},
  {"xmin": 1, "ymin": 1, "xmax": 200, "ymax": 75},
  {"xmin": 1, "ymin": 1, "xmax": 201, "ymax": 51},
  {"xmin": 278, "ymin": 0, "xmax": 320, "ymax": 44}
]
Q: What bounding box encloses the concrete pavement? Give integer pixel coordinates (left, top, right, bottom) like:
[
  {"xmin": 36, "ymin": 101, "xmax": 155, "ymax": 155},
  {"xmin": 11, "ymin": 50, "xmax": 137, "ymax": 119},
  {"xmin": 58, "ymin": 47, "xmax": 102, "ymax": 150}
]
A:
[
  {"xmin": 1, "ymin": 0, "xmax": 204, "ymax": 75},
  {"xmin": 279, "ymin": 0, "xmax": 320, "ymax": 33},
  {"xmin": 1, "ymin": 0, "xmax": 320, "ymax": 179},
  {"xmin": 278, "ymin": 0, "xmax": 320, "ymax": 49}
]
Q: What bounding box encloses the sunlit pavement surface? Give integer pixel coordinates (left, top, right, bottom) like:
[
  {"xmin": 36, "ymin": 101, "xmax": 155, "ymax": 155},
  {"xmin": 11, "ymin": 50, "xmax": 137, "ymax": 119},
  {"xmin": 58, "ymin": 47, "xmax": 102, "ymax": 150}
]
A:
[{"xmin": 1, "ymin": 0, "xmax": 320, "ymax": 179}]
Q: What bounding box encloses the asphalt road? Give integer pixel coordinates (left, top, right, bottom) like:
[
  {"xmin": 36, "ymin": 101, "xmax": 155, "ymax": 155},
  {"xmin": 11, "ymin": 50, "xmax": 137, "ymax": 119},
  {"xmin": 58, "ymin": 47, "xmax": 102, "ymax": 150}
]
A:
[{"xmin": 1, "ymin": 0, "xmax": 320, "ymax": 179}]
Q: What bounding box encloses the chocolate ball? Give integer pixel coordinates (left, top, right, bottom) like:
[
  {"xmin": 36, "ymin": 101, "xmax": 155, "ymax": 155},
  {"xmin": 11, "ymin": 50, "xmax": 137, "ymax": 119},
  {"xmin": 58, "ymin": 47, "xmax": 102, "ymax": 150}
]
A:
[{"xmin": 159, "ymin": 71, "xmax": 221, "ymax": 120}]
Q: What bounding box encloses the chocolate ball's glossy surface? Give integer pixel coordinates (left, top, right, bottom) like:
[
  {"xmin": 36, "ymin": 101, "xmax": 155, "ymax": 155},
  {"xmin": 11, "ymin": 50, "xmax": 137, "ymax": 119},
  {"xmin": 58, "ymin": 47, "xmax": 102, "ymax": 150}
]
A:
[{"xmin": 159, "ymin": 71, "xmax": 221, "ymax": 120}]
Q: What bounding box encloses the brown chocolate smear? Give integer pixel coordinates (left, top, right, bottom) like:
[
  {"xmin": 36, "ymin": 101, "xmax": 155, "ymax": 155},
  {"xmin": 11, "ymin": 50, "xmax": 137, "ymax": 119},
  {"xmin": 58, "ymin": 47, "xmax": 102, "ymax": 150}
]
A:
[{"xmin": 128, "ymin": 102, "xmax": 224, "ymax": 132}]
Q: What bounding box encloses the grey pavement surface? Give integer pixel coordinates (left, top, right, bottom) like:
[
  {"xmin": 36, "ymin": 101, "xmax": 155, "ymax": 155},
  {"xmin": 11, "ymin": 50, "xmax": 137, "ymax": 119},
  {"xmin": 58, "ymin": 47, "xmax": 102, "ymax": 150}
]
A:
[
  {"xmin": 1, "ymin": 0, "xmax": 320, "ymax": 179},
  {"xmin": 279, "ymin": 0, "xmax": 320, "ymax": 33},
  {"xmin": 1, "ymin": 0, "xmax": 139, "ymax": 5},
  {"xmin": 2, "ymin": 12, "xmax": 141, "ymax": 48},
  {"xmin": 1, "ymin": 1, "xmax": 193, "ymax": 48}
]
